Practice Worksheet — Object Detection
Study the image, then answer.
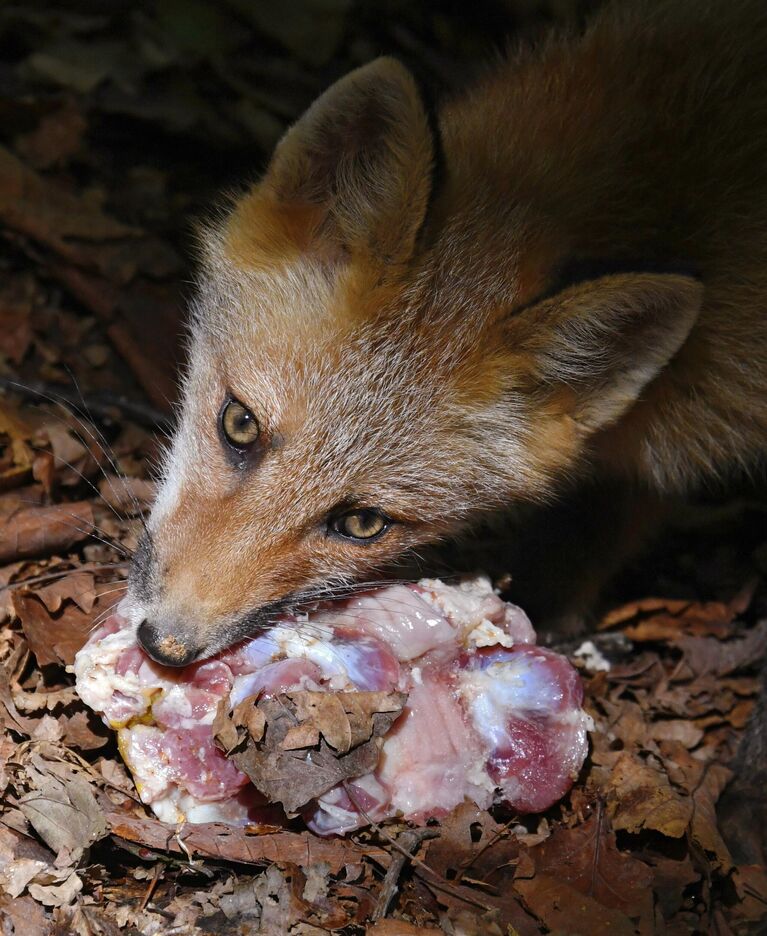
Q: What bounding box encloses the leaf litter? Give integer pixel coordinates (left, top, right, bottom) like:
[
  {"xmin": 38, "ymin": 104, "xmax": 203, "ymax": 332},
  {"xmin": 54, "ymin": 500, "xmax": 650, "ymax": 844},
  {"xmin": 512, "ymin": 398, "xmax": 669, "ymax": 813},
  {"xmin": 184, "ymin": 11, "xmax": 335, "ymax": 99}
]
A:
[{"xmin": 0, "ymin": 0, "xmax": 765, "ymax": 933}]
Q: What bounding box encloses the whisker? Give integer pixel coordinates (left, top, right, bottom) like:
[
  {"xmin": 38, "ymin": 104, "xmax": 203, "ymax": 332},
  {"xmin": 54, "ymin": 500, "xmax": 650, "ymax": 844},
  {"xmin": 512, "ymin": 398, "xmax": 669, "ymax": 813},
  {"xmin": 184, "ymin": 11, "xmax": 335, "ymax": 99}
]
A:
[
  {"xmin": 88, "ymin": 600, "xmax": 124, "ymax": 634},
  {"xmin": 7, "ymin": 494, "xmax": 134, "ymax": 559},
  {"xmin": 1, "ymin": 379, "xmax": 149, "ymax": 531},
  {"xmin": 0, "ymin": 561, "xmax": 130, "ymax": 595},
  {"xmin": 91, "ymin": 584, "xmax": 129, "ymax": 600},
  {"xmin": 24, "ymin": 436, "xmax": 131, "ymax": 530},
  {"xmin": 62, "ymin": 366, "xmax": 150, "ymax": 532}
]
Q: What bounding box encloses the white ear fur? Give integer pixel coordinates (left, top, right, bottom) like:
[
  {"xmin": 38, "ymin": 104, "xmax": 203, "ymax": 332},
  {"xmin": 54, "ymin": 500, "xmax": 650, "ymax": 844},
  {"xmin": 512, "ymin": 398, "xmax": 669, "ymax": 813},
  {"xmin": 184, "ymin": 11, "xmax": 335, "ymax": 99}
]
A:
[
  {"xmin": 514, "ymin": 272, "xmax": 703, "ymax": 432},
  {"xmin": 263, "ymin": 57, "xmax": 433, "ymax": 263}
]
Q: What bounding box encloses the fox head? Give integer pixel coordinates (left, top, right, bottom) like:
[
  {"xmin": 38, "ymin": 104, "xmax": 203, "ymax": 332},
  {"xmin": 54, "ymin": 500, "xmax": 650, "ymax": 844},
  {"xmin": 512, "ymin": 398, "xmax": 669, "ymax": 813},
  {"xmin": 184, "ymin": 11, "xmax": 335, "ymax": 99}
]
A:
[{"xmin": 128, "ymin": 57, "xmax": 702, "ymax": 665}]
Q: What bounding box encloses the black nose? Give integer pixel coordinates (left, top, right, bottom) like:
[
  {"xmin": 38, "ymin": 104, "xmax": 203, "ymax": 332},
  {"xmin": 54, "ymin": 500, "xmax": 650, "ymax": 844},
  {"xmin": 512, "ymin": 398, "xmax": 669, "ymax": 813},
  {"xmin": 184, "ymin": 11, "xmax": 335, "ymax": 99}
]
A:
[{"xmin": 136, "ymin": 620, "xmax": 199, "ymax": 667}]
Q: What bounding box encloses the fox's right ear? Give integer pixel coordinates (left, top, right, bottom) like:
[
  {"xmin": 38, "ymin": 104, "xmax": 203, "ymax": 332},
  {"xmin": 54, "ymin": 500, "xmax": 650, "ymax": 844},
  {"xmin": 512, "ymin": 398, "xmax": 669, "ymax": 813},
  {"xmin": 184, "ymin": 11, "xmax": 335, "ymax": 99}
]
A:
[{"xmin": 241, "ymin": 58, "xmax": 434, "ymax": 267}]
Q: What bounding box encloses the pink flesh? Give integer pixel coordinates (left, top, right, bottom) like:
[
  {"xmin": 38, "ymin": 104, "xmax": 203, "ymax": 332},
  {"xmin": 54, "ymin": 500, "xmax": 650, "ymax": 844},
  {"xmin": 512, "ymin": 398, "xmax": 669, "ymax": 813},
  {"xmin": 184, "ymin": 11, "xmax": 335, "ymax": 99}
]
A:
[{"xmin": 74, "ymin": 578, "xmax": 591, "ymax": 834}]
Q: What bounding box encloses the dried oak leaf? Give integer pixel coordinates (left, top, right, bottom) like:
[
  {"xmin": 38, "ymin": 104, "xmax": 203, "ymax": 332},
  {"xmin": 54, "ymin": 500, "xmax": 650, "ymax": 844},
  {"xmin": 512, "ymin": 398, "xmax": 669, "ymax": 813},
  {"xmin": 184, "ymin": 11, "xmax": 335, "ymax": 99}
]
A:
[
  {"xmin": 518, "ymin": 812, "xmax": 654, "ymax": 926},
  {"xmin": 367, "ymin": 923, "xmax": 441, "ymax": 935},
  {"xmin": 17, "ymin": 755, "xmax": 108, "ymax": 863},
  {"xmin": 0, "ymin": 501, "xmax": 94, "ymax": 565},
  {"xmin": 606, "ymin": 752, "xmax": 693, "ymax": 838},
  {"xmin": 12, "ymin": 591, "xmax": 108, "ymax": 666},
  {"xmin": 424, "ymin": 802, "xmax": 516, "ymax": 884},
  {"xmin": 643, "ymin": 854, "xmax": 700, "ymax": 919},
  {"xmin": 102, "ymin": 806, "xmax": 390, "ymax": 872},
  {"xmin": 216, "ymin": 690, "xmax": 407, "ymax": 814},
  {"xmin": 0, "ymin": 893, "xmax": 52, "ymax": 936},
  {"xmin": 677, "ymin": 619, "xmax": 767, "ymax": 678},
  {"xmin": 689, "ymin": 762, "xmax": 734, "ymax": 871},
  {"xmin": 33, "ymin": 571, "xmax": 96, "ymax": 615},
  {"xmin": 514, "ymin": 874, "xmax": 638, "ymax": 936}
]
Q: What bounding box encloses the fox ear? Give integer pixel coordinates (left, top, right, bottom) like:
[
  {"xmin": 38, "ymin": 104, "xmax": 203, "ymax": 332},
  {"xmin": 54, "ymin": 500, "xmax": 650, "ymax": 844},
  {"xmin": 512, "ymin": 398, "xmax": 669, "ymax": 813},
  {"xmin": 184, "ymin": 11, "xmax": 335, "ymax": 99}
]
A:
[
  {"xmin": 262, "ymin": 57, "xmax": 433, "ymax": 265},
  {"xmin": 510, "ymin": 272, "xmax": 703, "ymax": 433}
]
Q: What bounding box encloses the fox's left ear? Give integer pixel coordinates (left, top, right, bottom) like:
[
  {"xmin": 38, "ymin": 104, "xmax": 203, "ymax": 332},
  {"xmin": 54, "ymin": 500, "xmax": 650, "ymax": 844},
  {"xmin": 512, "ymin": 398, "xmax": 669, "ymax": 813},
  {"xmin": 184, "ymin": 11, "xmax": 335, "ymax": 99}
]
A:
[
  {"xmin": 508, "ymin": 272, "xmax": 703, "ymax": 433},
  {"xmin": 261, "ymin": 57, "xmax": 433, "ymax": 265}
]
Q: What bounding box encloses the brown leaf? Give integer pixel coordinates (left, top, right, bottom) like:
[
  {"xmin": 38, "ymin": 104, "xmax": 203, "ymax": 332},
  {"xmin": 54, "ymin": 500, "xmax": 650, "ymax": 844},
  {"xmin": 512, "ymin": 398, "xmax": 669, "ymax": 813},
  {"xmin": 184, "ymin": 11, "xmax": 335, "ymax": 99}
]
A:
[
  {"xmin": 18, "ymin": 756, "xmax": 108, "ymax": 863},
  {"xmin": 424, "ymin": 803, "xmax": 515, "ymax": 884},
  {"xmin": 690, "ymin": 762, "xmax": 733, "ymax": 871},
  {"xmin": 599, "ymin": 597, "xmax": 693, "ymax": 630},
  {"xmin": 606, "ymin": 752, "xmax": 693, "ymax": 838},
  {"xmin": 13, "ymin": 591, "xmax": 110, "ymax": 666},
  {"xmin": 0, "ymin": 501, "xmax": 94, "ymax": 564},
  {"xmin": 34, "ymin": 572, "xmax": 96, "ymax": 615},
  {"xmin": 218, "ymin": 690, "xmax": 407, "ymax": 814},
  {"xmin": 0, "ymin": 894, "xmax": 52, "ymax": 936},
  {"xmin": 287, "ymin": 691, "xmax": 406, "ymax": 754},
  {"xmin": 515, "ymin": 874, "xmax": 638, "ymax": 936},
  {"xmin": 367, "ymin": 923, "xmax": 441, "ymax": 935},
  {"xmin": 57, "ymin": 710, "xmax": 111, "ymax": 752},
  {"xmin": 644, "ymin": 854, "xmax": 700, "ymax": 918},
  {"xmin": 677, "ymin": 620, "xmax": 767, "ymax": 678},
  {"xmin": 102, "ymin": 806, "xmax": 390, "ymax": 873},
  {"xmin": 97, "ymin": 475, "xmax": 156, "ymax": 514},
  {"xmin": 520, "ymin": 811, "xmax": 654, "ymax": 926}
]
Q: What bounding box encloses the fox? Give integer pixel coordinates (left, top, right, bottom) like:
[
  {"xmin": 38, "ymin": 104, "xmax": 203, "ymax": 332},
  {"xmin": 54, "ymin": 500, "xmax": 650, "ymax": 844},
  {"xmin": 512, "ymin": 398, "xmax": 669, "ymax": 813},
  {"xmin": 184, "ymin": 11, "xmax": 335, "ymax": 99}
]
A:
[{"xmin": 126, "ymin": 0, "xmax": 767, "ymax": 669}]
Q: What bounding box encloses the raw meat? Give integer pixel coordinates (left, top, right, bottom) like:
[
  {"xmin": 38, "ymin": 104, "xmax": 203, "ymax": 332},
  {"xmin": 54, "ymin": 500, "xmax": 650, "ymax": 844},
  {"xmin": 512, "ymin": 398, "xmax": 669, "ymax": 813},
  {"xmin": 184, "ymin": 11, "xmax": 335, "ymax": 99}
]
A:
[{"xmin": 74, "ymin": 577, "xmax": 592, "ymax": 834}]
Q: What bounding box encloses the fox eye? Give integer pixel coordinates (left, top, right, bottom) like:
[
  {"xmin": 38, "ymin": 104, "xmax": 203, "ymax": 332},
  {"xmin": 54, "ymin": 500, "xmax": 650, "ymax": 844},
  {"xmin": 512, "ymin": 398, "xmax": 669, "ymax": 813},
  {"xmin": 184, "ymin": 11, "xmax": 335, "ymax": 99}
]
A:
[
  {"xmin": 330, "ymin": 509, "xmax": 390, "ymax": 542},
  {"xmin": 220, "ymin": 398, "xmax": 260, "ymax": 450}
]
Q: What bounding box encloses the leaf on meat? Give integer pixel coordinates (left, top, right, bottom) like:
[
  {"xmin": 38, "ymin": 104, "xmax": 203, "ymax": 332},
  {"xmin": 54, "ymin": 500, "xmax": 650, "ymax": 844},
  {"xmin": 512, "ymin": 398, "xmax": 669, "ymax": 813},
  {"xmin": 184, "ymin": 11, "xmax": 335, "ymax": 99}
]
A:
[
  {"xmin": 216, "ymin": 690, "xmax": 406, "ymax": 814},
  {"xmin": 286, "ymin": 691, "xmax": 406, "ymax": 754}
]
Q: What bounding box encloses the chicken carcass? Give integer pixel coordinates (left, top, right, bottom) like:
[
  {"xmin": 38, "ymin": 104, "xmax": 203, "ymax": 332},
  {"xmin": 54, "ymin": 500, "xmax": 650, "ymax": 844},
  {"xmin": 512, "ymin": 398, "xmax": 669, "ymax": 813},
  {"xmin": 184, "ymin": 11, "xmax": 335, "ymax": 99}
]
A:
[{"xmin": 74, "ymin": 578, "xmax": 592, "ymax": 835}]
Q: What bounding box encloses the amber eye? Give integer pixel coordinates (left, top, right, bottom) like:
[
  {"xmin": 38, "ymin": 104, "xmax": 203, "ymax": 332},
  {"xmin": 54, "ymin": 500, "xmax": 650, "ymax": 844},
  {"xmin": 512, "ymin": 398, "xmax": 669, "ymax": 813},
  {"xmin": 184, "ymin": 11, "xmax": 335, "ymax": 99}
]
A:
[
  {"xmin": 330, "ymin": 509, "xmax": 390, "ymax": 542},
  {"xmin": 220, "ymin": 398, "xmax": 260, "ymax": 449}
]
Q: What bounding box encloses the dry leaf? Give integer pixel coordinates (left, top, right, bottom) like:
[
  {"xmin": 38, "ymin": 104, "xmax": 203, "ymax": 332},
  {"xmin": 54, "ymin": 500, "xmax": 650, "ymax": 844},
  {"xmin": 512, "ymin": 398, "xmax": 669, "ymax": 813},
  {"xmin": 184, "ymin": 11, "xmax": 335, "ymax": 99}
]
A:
[
  {"xmin": 103, "ymin": 806, "xmax": 390, "ymax": 872},
  {"xmin": 17, "ymin": 756, "xmax": 108, "ymax": 862},
  {"xmin": 606, "ymin": 752, "xmax": 693, "ymax": 838},
  {"xmin": 216, "ymin": 690, "xmax": 407, "ymax": 814},
  {"xmin": 514, "ymin": 874, "xmax": 638, "ymax": 936},
  {"xmin": 0, "ymin": 501, "xmax": 94, "ymax": 564},
  {"xmin": 13, "ymin": 591, "xmax": 110, "ymax": 666}
]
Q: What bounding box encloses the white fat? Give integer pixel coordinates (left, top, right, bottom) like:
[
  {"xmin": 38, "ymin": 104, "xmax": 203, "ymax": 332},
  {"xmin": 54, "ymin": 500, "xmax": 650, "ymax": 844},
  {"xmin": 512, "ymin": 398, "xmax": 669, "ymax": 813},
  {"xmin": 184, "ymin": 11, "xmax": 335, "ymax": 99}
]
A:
[
  {"xmin": 464, "ymin": 761, "xmax": 498, "ymax": 803},
  {"xmin": 73, "ymin": 631, "xmax": 147, "ymax": 722},
  {"xmin": 119, "ymin": 726, "xmax": 172, "ymax": 802},
  {"xmin": 572, "ymin": 640, "xmax": 611, "ymax": 672},
  {"xmin": 557, "ymin": 708, "xmax": 596, "ymax": 732},
  {"xmin": 468, "ymin": 619, "xmax": 514, "ymax": 648},
  {"xmin": 268, "ymin": 623, "xmax": 338, "ymax": 668},
  {"xmin": 419, "ymin": 575, "xmax": 496, "ymax": 627}
]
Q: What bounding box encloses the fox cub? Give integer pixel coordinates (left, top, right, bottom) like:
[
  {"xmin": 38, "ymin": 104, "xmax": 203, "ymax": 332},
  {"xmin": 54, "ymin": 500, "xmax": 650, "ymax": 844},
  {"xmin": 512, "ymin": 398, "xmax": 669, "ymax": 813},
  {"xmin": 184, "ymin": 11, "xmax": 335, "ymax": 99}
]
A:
[{"xmin": 129, "ymin": 0, "xmax": 767, "ymax": 666}]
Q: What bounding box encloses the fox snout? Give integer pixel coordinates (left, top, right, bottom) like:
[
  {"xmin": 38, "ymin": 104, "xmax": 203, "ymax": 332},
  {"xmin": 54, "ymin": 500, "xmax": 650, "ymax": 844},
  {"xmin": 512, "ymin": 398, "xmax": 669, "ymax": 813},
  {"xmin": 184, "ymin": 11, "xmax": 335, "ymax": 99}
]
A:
[{"xmin": 136, "ymin": 617, "xmax": 199, "ymax": 667}]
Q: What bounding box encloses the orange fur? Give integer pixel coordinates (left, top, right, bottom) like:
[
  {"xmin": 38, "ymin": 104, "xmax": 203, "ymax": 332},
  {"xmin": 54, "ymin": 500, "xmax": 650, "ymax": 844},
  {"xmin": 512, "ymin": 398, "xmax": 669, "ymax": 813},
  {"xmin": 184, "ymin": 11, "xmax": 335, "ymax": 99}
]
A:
[{"xmin": 129, "ymin": 1, "xmax": 767, "ymax": 664}]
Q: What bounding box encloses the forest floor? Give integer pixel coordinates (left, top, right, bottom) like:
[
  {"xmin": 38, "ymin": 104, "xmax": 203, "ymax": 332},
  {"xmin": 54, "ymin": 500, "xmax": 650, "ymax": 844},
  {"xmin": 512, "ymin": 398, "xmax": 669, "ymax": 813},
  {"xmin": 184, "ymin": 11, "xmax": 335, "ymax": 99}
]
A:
[{"xmin": 0, "ymin": 2, "xmax": 765, "ymax": 933}]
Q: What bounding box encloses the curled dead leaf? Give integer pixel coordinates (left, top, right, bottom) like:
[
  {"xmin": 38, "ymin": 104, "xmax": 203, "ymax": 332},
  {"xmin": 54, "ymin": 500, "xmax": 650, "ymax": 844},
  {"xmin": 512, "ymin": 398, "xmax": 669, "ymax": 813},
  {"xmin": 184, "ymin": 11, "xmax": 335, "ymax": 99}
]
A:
[{"xmin": 214, "ymin": 690, "xmax": 407, "ymax": 814}]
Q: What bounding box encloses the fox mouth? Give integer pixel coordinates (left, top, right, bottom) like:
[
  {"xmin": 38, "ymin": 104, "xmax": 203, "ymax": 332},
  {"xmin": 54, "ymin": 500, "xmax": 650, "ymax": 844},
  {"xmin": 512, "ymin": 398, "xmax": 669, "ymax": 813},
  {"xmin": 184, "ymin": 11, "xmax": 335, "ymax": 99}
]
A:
[{"xmin": 134, "ymin": 586, "xmax": 354, "ymax": 667}]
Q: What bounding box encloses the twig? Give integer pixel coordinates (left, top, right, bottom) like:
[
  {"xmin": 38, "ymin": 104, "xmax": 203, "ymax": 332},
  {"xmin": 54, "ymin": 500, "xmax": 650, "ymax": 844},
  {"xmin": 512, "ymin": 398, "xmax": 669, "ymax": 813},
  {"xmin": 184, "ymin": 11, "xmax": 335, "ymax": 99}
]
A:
[
  {"xmin": 139, "ymin": 862, "xmax": 164, "ymax": 911},
  {"xmin": 371, "ymin": 827, "xmax": 440, "ymax": 921}
]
